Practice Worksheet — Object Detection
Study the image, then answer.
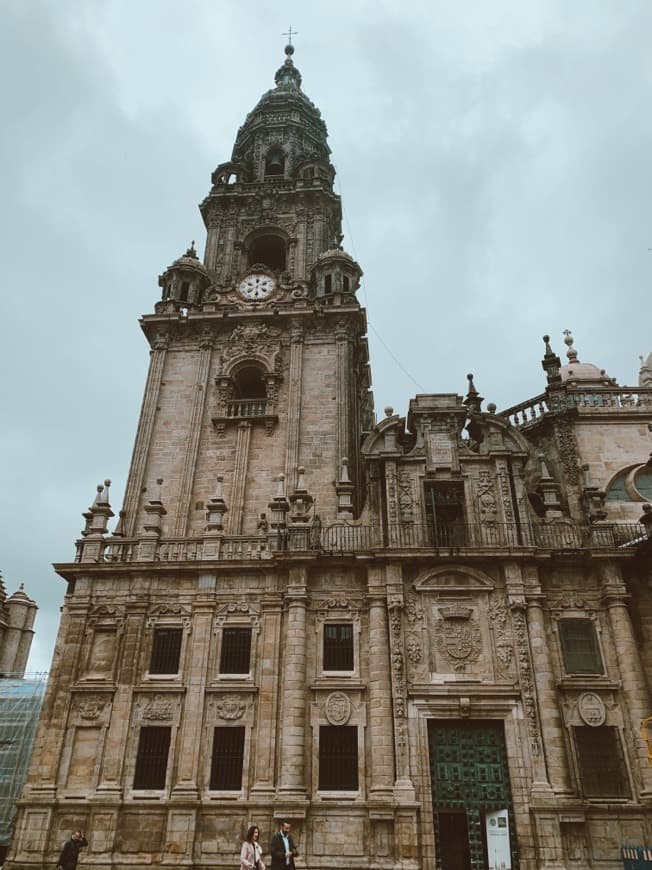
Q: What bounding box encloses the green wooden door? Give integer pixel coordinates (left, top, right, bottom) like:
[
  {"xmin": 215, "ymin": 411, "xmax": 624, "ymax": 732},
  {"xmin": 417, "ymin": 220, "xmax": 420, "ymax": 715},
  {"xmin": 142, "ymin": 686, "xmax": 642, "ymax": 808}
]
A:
[{"xmin": 428, "ymin": 721, "xmax": 519, "ymax": 870}]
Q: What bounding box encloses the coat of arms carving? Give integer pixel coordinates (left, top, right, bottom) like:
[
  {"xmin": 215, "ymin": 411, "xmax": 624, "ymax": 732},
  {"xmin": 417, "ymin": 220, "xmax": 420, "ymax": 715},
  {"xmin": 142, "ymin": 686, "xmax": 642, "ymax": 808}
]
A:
[{"xmin": 435, "ymin": 604, "xmax": 482, "ymax": 672}]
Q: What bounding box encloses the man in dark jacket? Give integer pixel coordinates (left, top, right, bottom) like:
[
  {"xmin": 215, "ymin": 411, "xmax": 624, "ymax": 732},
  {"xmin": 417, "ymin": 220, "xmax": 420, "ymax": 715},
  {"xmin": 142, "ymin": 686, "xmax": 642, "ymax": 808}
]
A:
[
  {"xmin": 57, "ymin": 831, "xmax": 88, "ymax": 870},
  {"xmin": 270, "ymin": 820, "xmax": 297, "ymax": 870}
]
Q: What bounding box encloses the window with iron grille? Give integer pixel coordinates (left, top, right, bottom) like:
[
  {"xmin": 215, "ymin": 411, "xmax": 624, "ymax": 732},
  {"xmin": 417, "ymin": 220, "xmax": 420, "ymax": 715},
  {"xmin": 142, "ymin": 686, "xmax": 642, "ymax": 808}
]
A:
[
  {"xmin": 133, "ymin": 726, "xmax": 171, "ymax": 789},
  {"xmin": 210, "ymin": 726, "xmax": 245, "ymax": 790},
  {"xmin": 149, "ymin": 627, "xmax": 183, "ymax": 674},
  {"xmin": 219, "ymin": 627, "xmax": 252, "ymax": 674},
  {"xmin": 574, "ymin": 726, "xmax": 630, "ymax": 798},
  {"xmin": 323, "ymin": 623, "xmax": 354, "ymax": 671},
  {"xmin": 319, "ymin": 726, "xmax": 358, "ymax": 790},
  {"xmin": 559, "ymin": 619, "xmax": 603, "ymax": 674}
]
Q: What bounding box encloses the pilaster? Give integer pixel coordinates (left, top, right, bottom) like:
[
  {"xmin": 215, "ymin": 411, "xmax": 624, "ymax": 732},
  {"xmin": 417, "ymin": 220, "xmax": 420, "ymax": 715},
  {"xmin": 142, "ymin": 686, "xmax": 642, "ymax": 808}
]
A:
[
  {"xmin": 97, "ymin": 603, "xmax": 147, "ymax": 796},
  {"xmin": 123, "ymin": 335, "xmax": 169, "ymax": 536},
  {"xmin": 284, "ymin": 321, "xmax": 304, "ymax": 491},
  {"xmin": 251, "ymin": 587, "xmax": 283, "ymax": 797},
  {"xmin": 229, "ymin": 421, "xmax": 252, "ymax": 535},
  {"xmin": 174, "ymin": 333, "xmax": 213, "ymax": 535},
  {"xmin": 171, "ymin": 601, "xmax": 213, "ymax": 798},
  {"xmin": 600, "ymin": 562, "xmax": 652, "ymax": 797},
  {"xmin": 367, "ymin": 566, "xmax": 394, "ymax": 800},
  {"xmin": 278, "ymin": 567, "xmax": 308, "ymax": 801}
]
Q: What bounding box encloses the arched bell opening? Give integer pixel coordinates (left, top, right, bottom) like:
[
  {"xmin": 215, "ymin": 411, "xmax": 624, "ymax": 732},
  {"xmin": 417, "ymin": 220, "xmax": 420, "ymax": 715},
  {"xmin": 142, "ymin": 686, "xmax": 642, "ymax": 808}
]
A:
[
  {"xmin": 264, "ymin": 148, "xmax": 285, "ymax": 177},
  {"xmin": 248, "ymin": 235, "xmax": 287, "ymax": 272},
  {"xmin": 233, "ymin": 365, "xmax": 266, "ymax": 400}
]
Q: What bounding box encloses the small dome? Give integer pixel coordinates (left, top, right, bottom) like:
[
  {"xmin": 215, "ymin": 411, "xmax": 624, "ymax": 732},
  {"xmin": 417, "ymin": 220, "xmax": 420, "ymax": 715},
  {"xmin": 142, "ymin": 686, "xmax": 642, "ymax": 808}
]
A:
[
  {"xmin": 313, "ymin": 248, "xmax": 359, "ymax": 268},
  {"xmin": 559, "ymin": 330, "xmax": 615, "ymax": 386},
  {"xmin": 169, "ymin": 243, "xmax": 208, "ymax": 276},
  {"xmin": 7, "ymin": 584, "xmax": 36, "ymax": 606}
]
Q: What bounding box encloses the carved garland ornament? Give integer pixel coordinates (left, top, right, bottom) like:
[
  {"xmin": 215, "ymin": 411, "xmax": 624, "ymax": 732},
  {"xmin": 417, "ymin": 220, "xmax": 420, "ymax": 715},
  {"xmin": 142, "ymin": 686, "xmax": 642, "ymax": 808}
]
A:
[
  {"xmin": 510, "ymin": 605, "xmax": 541, "ymax": 756},
  {"xmin": 215, "ymin": 695, "xmax": 247, "ymax": 721}
]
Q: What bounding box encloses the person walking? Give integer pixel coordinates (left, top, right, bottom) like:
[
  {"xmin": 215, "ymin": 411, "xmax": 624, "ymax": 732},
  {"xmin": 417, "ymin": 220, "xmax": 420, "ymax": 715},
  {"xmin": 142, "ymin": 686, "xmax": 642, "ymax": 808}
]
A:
[
  {"xmin": 57, "ymin": 831, "xmax": 88, "ymax": 870},
  {"xmin": 240, "ymin": 824, "xmax": 265, "ymax": 870},
  {"xmin": 270, "ymin": 820, "xmax": 297, "ymax": 870}
]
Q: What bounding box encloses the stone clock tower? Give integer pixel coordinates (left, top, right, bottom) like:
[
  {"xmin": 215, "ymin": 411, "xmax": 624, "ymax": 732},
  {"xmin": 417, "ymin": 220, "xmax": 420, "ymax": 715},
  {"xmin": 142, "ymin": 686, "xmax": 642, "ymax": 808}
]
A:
[{"xmin": 11, "ymin": 39, "xmax": 652, "ymax": 870}]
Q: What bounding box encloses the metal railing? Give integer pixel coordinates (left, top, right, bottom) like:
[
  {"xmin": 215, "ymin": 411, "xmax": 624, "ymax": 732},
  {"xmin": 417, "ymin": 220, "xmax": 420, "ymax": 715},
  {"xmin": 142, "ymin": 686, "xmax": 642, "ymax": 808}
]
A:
[{"xmin": 75, "ymin": 521, "xmax": 647, "ymax": 564}]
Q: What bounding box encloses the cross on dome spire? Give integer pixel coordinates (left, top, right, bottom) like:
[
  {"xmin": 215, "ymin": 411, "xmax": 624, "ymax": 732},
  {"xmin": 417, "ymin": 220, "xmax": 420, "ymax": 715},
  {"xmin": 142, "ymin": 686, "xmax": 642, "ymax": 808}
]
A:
[{"xmin": 282, "ymin": 25, "xmax": 298, "ymax": 46}]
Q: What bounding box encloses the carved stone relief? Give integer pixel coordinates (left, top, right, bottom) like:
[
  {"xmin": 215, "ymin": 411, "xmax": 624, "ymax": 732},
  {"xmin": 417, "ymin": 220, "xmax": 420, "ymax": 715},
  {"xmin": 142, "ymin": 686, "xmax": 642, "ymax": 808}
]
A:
[
  {"xmin": 476, "ymin": 470, "xmax": 498, "ymax": 524},
  {"xmin": 488, "ymin": 596, "xmax": 515, "ymax": 679},
  {"xmin": 214, "ymin": 695, "xmax": 247, "ymax": 721},
  {"xmin": 398, "ymin": 470, "xmax": 414, "ymax": 521}
]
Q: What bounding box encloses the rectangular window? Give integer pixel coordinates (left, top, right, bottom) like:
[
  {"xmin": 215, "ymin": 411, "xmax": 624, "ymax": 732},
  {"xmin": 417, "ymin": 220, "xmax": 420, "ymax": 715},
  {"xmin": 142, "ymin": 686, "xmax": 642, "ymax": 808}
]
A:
[
  {"xmin": 319, "ymin": 725, "xmax": 358, "ymax": 791},
  {"xmin": 559, "ymin": 619, "xmax": 603, "ymax": 674},
  {"xmin": 574, "ymin": 726, "xmax": 630, "ymax": 798},
  {"xmin": 219, "ymin": 627, "xmax": 252, "ymax": 674},
  {"xmin": 149, "ymin": 627, "xmax": 183, "ymax": 674},
  {"xmin": 323, "ymin": 623, "xmax": 354, "ymax": 671},
  {"xmin": 133, "ymin": 726, "xmax": 171, "ymax": 789},
  {"xmin": 210, "ymin": 726, "xmax": 245, "ymax": 790},
  {"xmin": 424, "ymin": 481, "xmax": 466, "ymax": 547}
]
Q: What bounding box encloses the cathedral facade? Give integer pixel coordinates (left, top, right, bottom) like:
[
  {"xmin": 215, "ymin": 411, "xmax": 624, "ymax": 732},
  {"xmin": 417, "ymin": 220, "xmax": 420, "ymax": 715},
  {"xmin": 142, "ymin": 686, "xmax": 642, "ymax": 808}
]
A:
[{"xmin": 8, "ymin": 46, "xmax": 652, "ymax": 870}]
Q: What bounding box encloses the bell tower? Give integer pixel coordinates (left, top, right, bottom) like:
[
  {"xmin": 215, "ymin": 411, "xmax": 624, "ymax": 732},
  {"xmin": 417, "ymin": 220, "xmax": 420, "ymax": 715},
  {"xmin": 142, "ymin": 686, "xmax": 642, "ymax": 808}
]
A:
[{"xmin": 119, "ymin": 43, "xmax": 373, "ymax": 539}]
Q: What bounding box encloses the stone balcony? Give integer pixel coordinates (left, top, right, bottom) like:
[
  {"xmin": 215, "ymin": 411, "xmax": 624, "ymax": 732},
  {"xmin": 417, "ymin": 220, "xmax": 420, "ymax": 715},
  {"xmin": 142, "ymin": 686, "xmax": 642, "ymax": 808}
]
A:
[{"xmin": 71, "ymin": 521, "xmax": 648, "ymax": 566}]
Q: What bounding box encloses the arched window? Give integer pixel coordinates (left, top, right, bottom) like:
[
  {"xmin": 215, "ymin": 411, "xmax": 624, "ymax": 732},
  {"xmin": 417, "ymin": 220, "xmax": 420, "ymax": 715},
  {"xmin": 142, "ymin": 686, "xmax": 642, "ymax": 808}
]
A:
[
  {"xmin": 605, "ymin": 465, "xmax": 652, "ymax": 502},
  {"xmin": 264, "ymin": 148, "xmax": 285, "ymax": 177},
  {"xmin": 248, "ymin": 235, "xmax": 286, "ymax": 271}
]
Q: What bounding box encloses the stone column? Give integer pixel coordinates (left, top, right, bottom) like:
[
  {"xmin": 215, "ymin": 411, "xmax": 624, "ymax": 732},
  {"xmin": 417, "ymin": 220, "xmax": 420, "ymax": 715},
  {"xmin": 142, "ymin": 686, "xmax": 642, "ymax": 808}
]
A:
[
  {"xmin": 284, "ymin": 322, "xmax": 304, "ymax": 491},
  {"xmin": 174, "ymin": 335, "xmax": 213, "ymax": 536},
  {"xmin": 367, "ymin": 566, "xmax": 394, "ymax": 799},
  {"xmin": 504, "ymin": 563, "xmax": 551, "ymax": 792},
  {"xmin": 97, "ymin": 604, "xmax": 147, "ymax": 795},
  {"xmin": 525, "ymin": 588, "xmax": 571, "ymax": 795},
  {"xmin": 251, "ymin": 587, "xmax": 283, "ymax": 797},
  {"xmin": 123, "ymin": 335, "xmax": 169, "ymax": 536},
  {"xmin": 278, "ymin": 567, "xmax": 308, "ymax": 800},
  {"xmin": 386, "ymin": 563, "xmax": 415, "ymax": 800},
  {"xmin": 229, "ymin": 421, "xmax": 252, "ymax": 535},
  {"xmin": 171, "ymin": 602, "xmax": 212, "ymax": 798},
  {"xmin": 601, "ymin": 562, "xmax": 652, "ymax": 796}
]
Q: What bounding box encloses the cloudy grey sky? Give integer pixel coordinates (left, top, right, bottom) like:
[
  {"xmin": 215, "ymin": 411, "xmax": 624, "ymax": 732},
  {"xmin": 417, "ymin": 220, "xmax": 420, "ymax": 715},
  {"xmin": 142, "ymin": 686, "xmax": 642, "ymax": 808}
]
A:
[{"xmin": 2, "ymin": 0, "xmax": 651, "ymax": 673}]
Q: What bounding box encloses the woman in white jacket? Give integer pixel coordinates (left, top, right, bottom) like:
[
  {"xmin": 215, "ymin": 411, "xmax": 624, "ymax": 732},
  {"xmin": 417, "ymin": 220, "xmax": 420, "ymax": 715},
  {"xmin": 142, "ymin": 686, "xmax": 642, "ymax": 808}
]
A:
[{"xmin": 240, "ymin": 825, "xmax": 266, "ymax": 870}]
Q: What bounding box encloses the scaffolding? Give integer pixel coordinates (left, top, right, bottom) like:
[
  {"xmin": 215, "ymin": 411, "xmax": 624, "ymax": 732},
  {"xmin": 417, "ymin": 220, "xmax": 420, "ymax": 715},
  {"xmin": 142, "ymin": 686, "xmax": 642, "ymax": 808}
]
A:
[{"xmin": 0, "ymin": 674, "xmax": 47, "ymax": 845}]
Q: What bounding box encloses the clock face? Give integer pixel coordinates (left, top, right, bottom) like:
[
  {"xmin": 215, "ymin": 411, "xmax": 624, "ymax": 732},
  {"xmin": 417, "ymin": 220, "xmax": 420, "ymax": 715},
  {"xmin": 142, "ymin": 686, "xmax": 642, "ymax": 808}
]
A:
[{"xmin": 238, "ymin": 273, "xmax": 276, "ymax": 301}]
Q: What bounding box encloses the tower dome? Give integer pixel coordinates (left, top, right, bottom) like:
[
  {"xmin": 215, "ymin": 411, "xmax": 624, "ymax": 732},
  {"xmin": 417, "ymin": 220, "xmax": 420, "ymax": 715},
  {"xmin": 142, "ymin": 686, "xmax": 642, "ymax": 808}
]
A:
[{"xmin": 229, "ymin": 45, "xmax": 332, "ymax": 187}]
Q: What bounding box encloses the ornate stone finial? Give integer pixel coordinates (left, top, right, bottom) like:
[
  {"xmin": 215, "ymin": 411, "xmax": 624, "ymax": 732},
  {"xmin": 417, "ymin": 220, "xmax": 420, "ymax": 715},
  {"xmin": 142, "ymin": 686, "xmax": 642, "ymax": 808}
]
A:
[
  {"xmin": 541, "ymin": 334, "xmax": 562, "ymax": 386},
  {"xmin": 289, "ymin": 466, "xmax": 314, "ymax": 525},
  {"xmin": 536, "ymin": 451, "xmax": 563, "ymax": 519},
  {"xmin": 563, "ymin": 329, "xmax": 579, "ymax": 362},
  {"xmin": 463, "ymin": 373, "xmax": 483, "ymax": 413},
  {"xmin": 185, "ymin": 241, "xmax": 198, "ymax": 259},
  {"xmin": 83, "ymin": 480, "xmax": 114, "ymax": 538},
  {"xmin": 205, "ymin": 475, "xmax": 228, "ymax": 534},
  {"xmin": 275, "ymin": 35, "xmax": 302, "ymax": 89},
  {"xmin": 336, "ymin": 458, "xmax": 354, "ymax": 515},
  {"xmin": 487, "ymin": 402, "xmax": 496, "ymax": 414},
  {"xmin": 384, "ymin": 406, "xmax": 394, "ymax": 418}
]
